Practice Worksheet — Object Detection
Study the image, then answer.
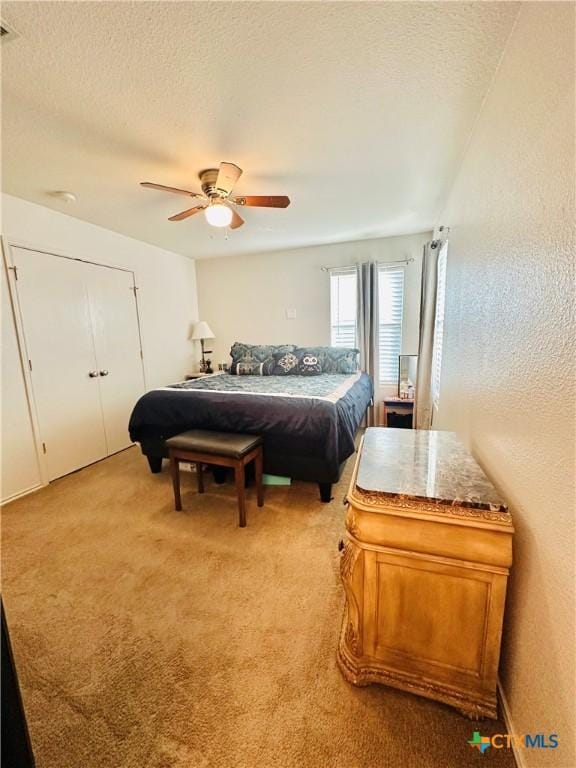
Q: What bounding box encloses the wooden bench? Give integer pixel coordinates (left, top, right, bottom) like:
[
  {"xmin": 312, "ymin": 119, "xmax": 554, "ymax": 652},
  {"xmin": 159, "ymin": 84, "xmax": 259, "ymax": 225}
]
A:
[{"xmin": 165, "ymin": 430, "xmax": 264, "ymax": 527}]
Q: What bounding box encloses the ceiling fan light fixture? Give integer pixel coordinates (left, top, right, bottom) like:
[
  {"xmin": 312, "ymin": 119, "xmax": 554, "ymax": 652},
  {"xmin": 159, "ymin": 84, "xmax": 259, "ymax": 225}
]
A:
[
  {"xmin": 205, "ymin": 202, "xmax": 233, "ymax": 228},
  {"xmin": 140, "ymin": 162, "xmax": 290, "ymax": 231}
]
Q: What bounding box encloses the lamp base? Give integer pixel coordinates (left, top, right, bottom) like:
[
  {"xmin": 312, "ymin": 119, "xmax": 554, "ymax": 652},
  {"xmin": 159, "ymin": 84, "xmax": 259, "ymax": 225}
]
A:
[{"xmin": 199, "ymin": 339, "xmax": 213, "ymax": 373}]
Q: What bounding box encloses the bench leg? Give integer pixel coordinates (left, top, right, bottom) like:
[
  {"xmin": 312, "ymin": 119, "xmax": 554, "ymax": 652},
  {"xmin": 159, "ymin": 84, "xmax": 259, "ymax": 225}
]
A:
[
  {"xmin": 212, "ymin": 467, "xmax": 227, "ymax": 485},
  {"xmin": 255, "ymin": 449, "xmax": 264, "ymax": 507},
  {"xmin": 235, "ymin": 461, "xmax": 247, "ymax": 528},
  {"xmin": 170, "ymin": 454, "xmax": 182, "ymax": 511},
  {"xmin": 196, "ymin": 463, "xmax": 204, "ymax": 494}
]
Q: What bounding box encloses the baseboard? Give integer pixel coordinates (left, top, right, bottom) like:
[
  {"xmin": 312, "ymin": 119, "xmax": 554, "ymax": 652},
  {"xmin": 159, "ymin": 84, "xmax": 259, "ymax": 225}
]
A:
[
  {"xmin": 498, "ymin": 678, "xmax": 525, "ymax": 768},
  {"xmin": 1, "ymin": 482, "xmax": 45, "ymax": 506}
]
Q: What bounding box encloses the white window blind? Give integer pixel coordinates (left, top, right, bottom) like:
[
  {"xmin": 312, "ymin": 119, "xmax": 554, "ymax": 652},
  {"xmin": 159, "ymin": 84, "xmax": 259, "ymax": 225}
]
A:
[
  {"xmin": 378, "ymin": 266, "xmax": 405, "ymax": 383},
  {"xmin": 431, "ymin": 244, "xmax": 448, "ymax": 407},
  {"xmin": 330, "ymin": 268, "xmax": 357, "ymax": 347}
]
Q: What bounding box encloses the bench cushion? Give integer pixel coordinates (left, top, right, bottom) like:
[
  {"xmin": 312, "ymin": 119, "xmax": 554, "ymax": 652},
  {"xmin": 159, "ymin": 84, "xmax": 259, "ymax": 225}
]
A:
[{"xmin": 166, "ymin": 430, "xmax": 262, "ymax": 459}]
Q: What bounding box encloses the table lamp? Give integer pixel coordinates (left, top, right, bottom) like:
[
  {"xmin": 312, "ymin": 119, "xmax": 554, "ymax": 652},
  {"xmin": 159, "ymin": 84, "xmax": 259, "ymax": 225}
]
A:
[{"xmin": 190, "ymin": 320, "xmax": 215, "ymax": 373}]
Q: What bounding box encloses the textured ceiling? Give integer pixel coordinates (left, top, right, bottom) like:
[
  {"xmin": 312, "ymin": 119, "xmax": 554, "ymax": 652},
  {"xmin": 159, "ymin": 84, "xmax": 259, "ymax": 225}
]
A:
[{"xmin": 1, "ymin": 1, "xmax": 519, "ymax": 259}]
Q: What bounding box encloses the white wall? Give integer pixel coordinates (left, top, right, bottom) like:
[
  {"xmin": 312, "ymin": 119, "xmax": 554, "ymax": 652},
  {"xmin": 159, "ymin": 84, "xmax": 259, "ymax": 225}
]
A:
[
  {"xmin": 196, "ymin": 232, "xmax": 429, "ymax": 394},
  {"xmin": 434, "ymin": 3, "xmax": 574, "ymax": 764},
  {"xmin": 1, "ymin": 193, "xmax": 199, "ymax": 501}
]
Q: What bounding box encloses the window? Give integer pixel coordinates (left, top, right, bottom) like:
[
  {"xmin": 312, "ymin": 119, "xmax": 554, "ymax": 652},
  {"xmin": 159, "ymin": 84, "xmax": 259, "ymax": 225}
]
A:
[
  {"xmin": 431, "ymin": 243, "xmax": 448, "ymax": 407},
  {"xmin": 329, "ymin": 265, "xmax": 405, "ymax": 382},
  {"xmin": 330, "ymin": 268, "xmax": 357, "ymax": 347},
  {"xmin": 378, "ymin": 266, "xmax": 405, "ymax": 383}
]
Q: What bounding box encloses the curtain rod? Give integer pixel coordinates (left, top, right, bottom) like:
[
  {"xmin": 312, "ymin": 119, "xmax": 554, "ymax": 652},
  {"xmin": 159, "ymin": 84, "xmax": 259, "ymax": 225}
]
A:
[
  {"xmin": 320, "ymin": 257, "xmax": 414, "ymax": 272},
  {"xmin": 431, "ymin": 225, "xmax": 450, "ymax": 249}
]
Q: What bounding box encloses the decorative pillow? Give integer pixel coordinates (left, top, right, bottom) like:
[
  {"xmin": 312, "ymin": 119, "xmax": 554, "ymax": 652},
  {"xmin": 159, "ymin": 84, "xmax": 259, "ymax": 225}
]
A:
[
  {"xmin": 262, "ymin": 351, "xmax": 300, "ymax": 376},
  {"xmin": 296, "ymin": 351, "xmax": 322, "ymax": 376},
  {"xmin": 292, "ymin": 346, "xmax": 360, "ymax": 374},
  {"xmin": 229, "ymin": 342, "xmax": 296, "ymax": 375},
  {"xmin": 228, "ymin": 343, "xmax": 360, "ymax": 375},
  {"xmin": 234, "ymin": 361, "xmax": 265, "ymax": 376},
  {"xmin": 322, "ymin": 346, "xmax": 360, "ymax": 374}
]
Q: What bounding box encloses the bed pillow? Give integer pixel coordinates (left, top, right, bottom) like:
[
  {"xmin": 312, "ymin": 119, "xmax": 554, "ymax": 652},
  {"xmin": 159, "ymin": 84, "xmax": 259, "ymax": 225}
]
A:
[
  {"xmin": 229, "ymin": 342, "xmax": 296, "ymax": 375},
  {"xmin": 321, "ymin": 346, "xmax": 360, "ymax": 374},
  {"xmin": 292, "ymin": 346, "xmax": 360, "ymax": 374}
]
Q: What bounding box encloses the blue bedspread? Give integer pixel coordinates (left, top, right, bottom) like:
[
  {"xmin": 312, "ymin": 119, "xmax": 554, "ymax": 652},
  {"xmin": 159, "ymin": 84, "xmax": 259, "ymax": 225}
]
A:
[
  {"xmin": 168, "ymin": 372, "xmax": 361, "ymax": 399},
  {"xmin": 129, "ymin": 372, "xmax": 373, "ymax": 482}
]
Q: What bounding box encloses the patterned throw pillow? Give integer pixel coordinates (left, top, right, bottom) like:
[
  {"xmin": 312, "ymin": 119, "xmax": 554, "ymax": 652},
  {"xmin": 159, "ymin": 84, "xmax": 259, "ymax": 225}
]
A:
[
  {"xmin": 292, "ymin": 346, "xmax": 360, "ymax": 374},
  {"xmin": 229, "ymin": 342, "xmax": 296, "ymax": 375},
  {"xmin": 262, "ymin": 351, "xmax": 299, "ymax": 376},
  {"xmin": 296, "ymin": 351, "xmax": 322, "ymax": 376},
  {"xmin": 322, "ymin": 347, "xmax": 360, "ymax": 374},
  {"xmin": 234, "ymin": 361, "xmax": 265, "ymax": 375}
]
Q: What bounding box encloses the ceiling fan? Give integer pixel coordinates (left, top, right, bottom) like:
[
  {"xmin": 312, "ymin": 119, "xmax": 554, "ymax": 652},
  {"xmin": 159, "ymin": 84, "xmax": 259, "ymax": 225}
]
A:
[{"xmin": 140, "ymin": 162, "xmax": 290, "ymax": 230}]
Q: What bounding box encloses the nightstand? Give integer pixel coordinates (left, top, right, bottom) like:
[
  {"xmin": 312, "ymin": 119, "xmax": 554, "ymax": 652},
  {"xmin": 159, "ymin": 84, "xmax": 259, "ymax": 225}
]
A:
[
  {"xmin": 379, "ymin": 397, "xmax": 414, "ymax": 428},
  {"xmin": 185, "ymin": 373, "xmax": 211, "ymax": 381}
]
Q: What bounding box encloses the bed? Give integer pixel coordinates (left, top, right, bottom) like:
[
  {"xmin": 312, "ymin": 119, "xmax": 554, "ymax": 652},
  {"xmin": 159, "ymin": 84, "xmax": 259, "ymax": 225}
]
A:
[{"xmin": 128, "ymin": 371, "xmax": 373, "ymax": 501}]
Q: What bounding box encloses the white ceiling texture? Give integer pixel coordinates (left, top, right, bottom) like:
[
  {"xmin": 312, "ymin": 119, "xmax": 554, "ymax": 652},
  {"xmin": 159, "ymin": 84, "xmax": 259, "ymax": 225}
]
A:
[{"xmin": 1, "ymin": 1, "xmax": 519, "ymax": 259}]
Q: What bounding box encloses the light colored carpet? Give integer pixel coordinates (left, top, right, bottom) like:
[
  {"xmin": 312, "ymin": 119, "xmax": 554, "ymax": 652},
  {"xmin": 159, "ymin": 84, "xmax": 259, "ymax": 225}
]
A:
[{"xmin": 2, "ymin": 446, "xmax": 515, "ymax": 768}]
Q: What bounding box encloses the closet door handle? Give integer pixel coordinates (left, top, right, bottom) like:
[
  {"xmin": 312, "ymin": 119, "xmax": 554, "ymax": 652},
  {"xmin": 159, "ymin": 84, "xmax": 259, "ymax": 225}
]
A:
[
  {"xmin": 99, "ymin": 370, "xmax": 109, "ymax": 377},
  {"xmin": 88, "ymin": 370, "xmax": 99, "ymax": 378}
]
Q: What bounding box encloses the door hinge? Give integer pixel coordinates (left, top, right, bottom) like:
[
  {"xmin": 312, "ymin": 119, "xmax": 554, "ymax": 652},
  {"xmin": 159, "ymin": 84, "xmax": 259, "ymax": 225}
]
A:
[
  {"xmin": 42, "ymin": 442, "xmax": 47, "ymax": 454},
  {"xmin": 28, "ymin": 359, "xmax": 33, "ymax": 372},
  {"xmin": 9, "ymin": 265, "xmax": 18, "ymax": 280},
  {"xmin": 140, "ymin": 349, "xmax": 144, "ymax": 360}
]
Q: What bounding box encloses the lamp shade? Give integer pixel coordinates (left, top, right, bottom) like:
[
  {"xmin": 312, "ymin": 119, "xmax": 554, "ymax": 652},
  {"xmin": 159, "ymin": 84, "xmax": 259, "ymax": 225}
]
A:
[
  {"xmin": 190, "ymin": 320, "xmax": 215, "ymax": 341},
  {"xmin": 205, "ymin": 203, "xmax": 233, "ymax": 228}
]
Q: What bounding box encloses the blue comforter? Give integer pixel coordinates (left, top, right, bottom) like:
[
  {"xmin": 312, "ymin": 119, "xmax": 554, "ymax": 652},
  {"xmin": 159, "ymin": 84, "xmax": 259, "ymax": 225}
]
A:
[{"xmin": 128, "ymin": 372, "xmax": 373, "ymax": 482}]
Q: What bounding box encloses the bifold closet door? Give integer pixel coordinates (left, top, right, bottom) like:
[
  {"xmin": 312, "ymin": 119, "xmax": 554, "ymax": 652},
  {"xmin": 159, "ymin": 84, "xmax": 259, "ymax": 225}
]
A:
[
  {"xmin": 11, "ymin": 248, "xmax": 108, "ymax": 480},
  {"xmin": 85, "ymin": 263, "xmax": 145, "ymax": 454}
]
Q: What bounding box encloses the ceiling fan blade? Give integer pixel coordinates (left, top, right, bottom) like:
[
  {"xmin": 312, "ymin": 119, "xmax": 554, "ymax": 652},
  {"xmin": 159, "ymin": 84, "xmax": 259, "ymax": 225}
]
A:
[
  {"xmin": 168, "ymin": 205, "xmax": 207, "ymax": 222},
  {"xmin": 233, "ymin": 195, "xmax": 290, "ymax": 208},
  {"xmin": 141, "ymin": 182, "xmax": 204, "ymax": 198},
  {"xmin": 215, "ymin": 162, "xmax": 242, "ymax": 197},
  {"xmin": 229, "ymin": 208, "xmax": 245, "ymax": 230}
]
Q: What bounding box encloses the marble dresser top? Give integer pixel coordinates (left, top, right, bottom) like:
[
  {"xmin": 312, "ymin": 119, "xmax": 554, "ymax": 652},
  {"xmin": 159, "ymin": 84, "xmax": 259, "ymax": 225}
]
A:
[{"xmin": 356, "ymin": 428, "xmax": 508, "ymax": 513}]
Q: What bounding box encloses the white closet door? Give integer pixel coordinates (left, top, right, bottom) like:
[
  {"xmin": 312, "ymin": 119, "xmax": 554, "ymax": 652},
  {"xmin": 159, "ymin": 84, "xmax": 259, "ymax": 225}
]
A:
[
  {"xmin": 85, "ymin": 263, "xmax": 145, "ymax": 455},
  {"xmin": 1, "ymin": 262, "xmax": 43, "ymax": 500},
  {"xmin": 11, "ymin": 248, "xmax": 107, "ymax": 480}
]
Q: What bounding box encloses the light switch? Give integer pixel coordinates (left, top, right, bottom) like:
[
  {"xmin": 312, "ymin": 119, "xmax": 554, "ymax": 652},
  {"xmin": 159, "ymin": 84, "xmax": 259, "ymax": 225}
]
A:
[{"xmin": 285, "ymin": 308, "xmax": 297, "ymax": 320}]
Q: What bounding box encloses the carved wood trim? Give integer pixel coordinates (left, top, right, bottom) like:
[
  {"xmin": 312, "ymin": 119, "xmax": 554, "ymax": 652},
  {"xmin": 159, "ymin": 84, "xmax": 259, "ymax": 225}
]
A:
[
  {"xmin": 337, "ymin": 632, "xmax": 497, "ymax": 720},
  {"xmin": 350, "ymin": 487, "xmax": 512, "ymax": 525},
  {"xmin": 340, "ymin": 541, "xmax": 363, "ymax": 657}
]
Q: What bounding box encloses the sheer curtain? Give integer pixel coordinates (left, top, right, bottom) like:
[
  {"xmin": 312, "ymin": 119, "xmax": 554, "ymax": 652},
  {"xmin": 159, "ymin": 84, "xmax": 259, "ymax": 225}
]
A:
[
  {"xmin": 356, "ymin": 262, "xmax": 378, "ymax": 426},
  {"xmin": 414, "ymin": 241, "xmax": 439, "ymax": 430}
]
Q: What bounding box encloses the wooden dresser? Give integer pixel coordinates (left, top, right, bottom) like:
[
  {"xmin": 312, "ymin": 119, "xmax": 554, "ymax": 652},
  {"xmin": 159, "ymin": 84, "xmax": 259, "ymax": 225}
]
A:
[{"xmin": 338, "ymin": 428, "xmax": 514, "ymax": 719}]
